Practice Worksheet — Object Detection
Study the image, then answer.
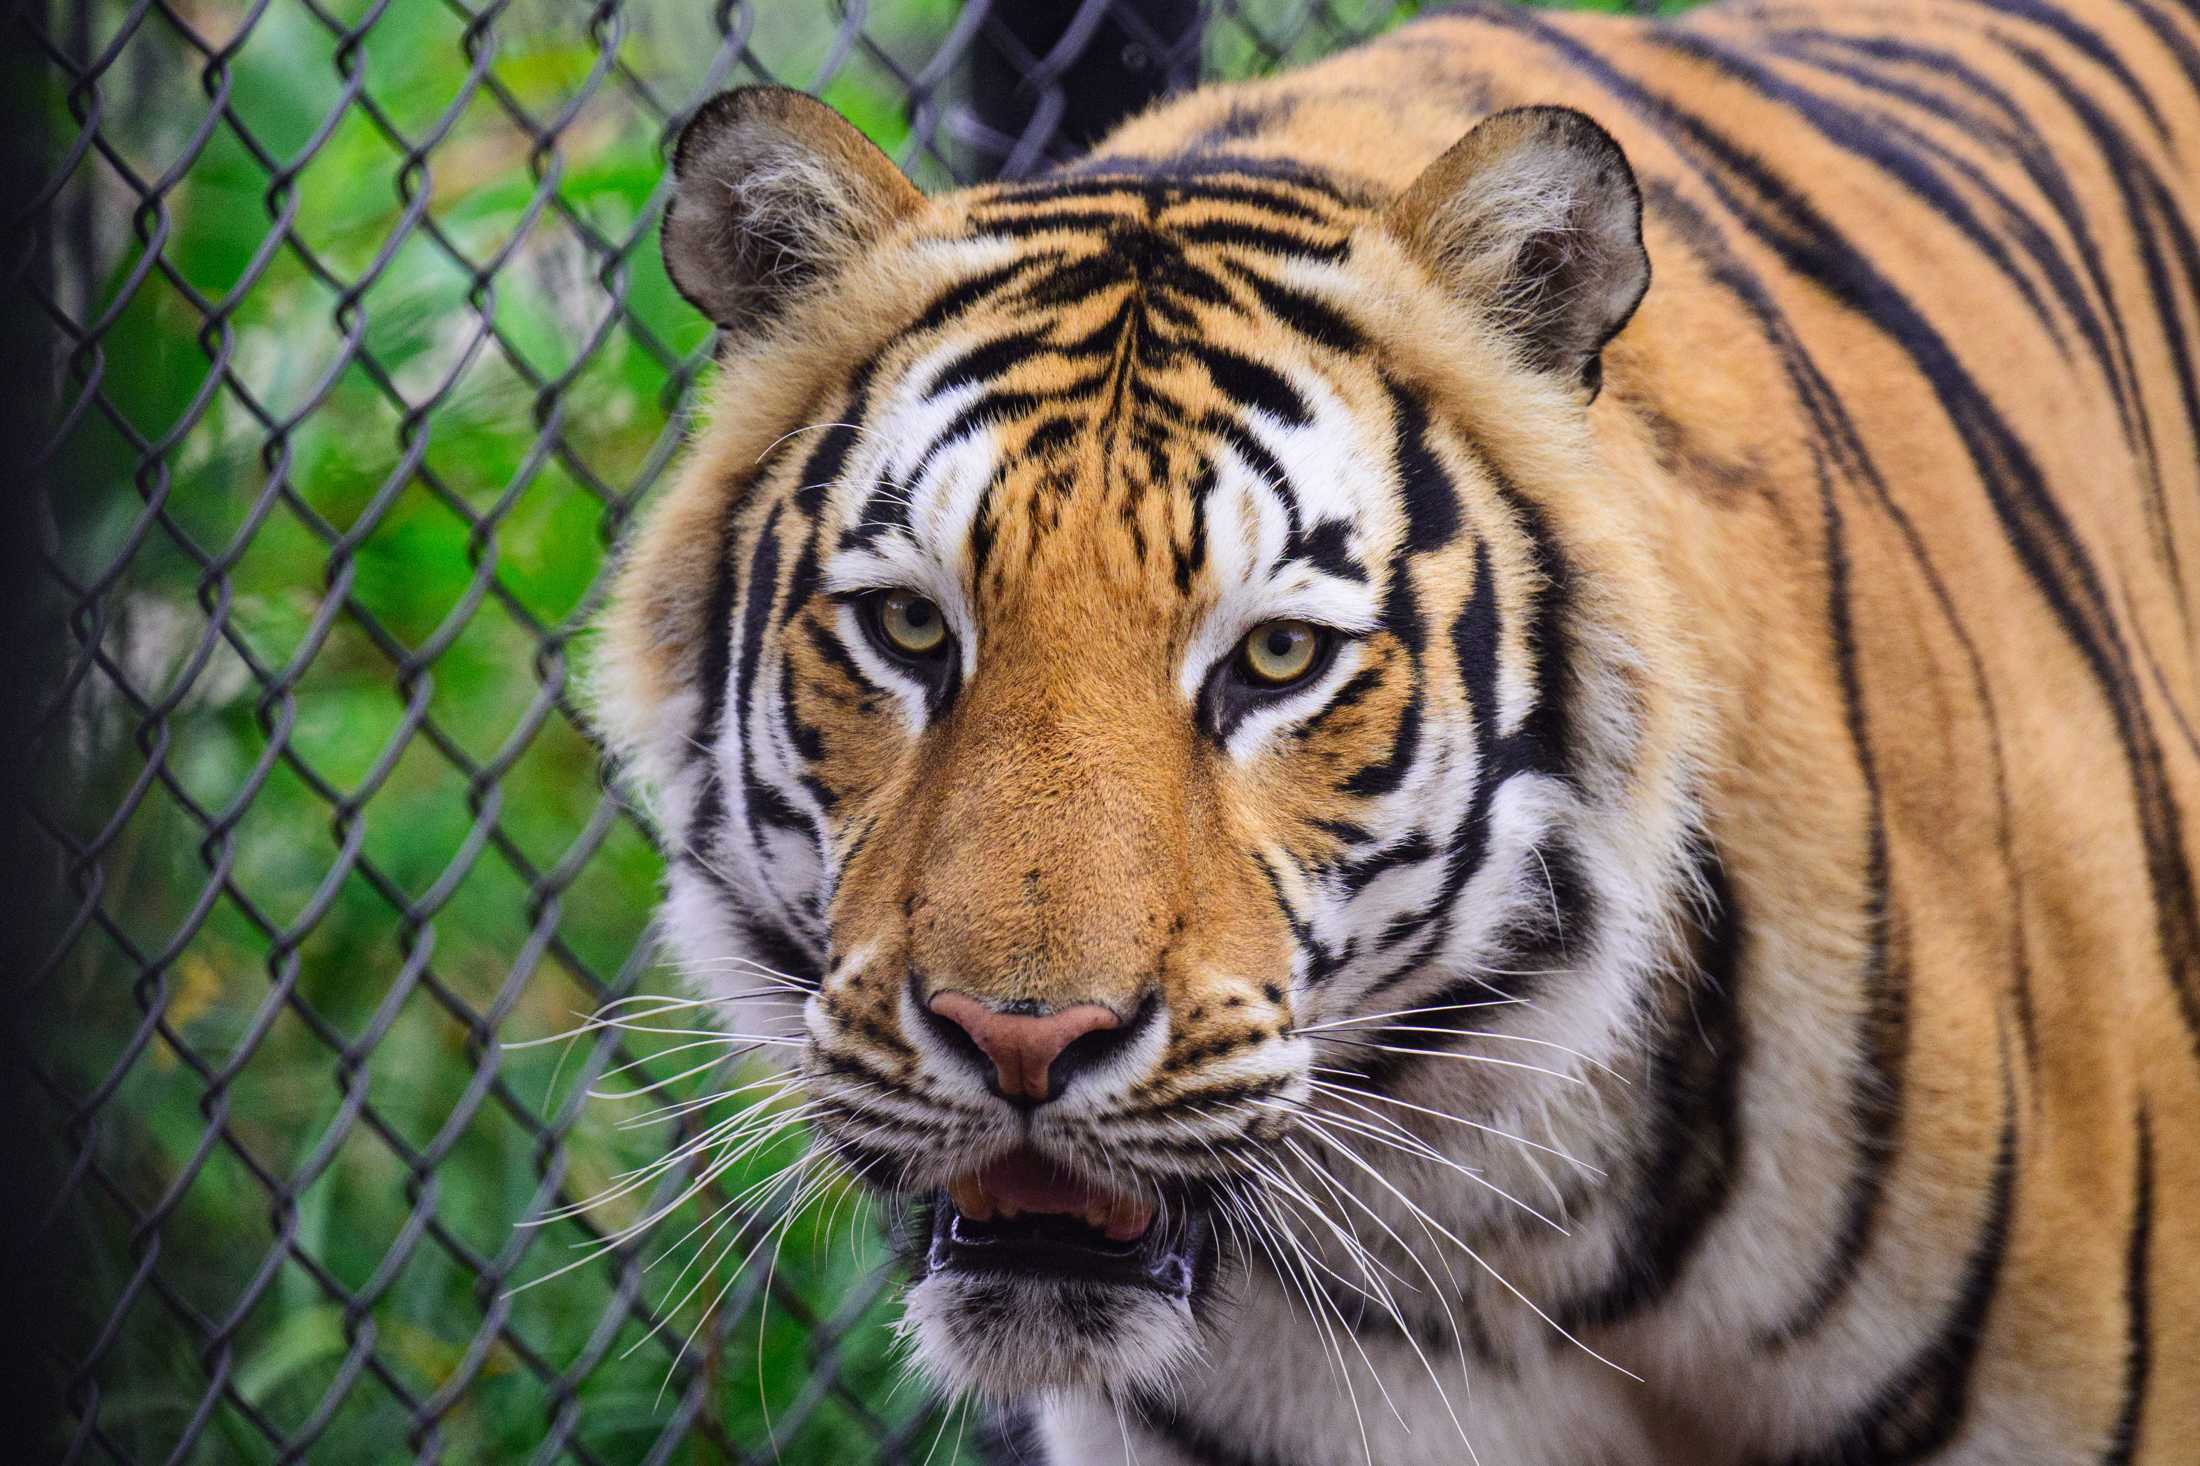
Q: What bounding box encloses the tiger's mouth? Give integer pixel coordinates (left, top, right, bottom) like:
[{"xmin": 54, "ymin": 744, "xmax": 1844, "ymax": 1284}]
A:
[
  {"xmin": 901, "ymin": 1146, "xmax": 1219, "ymax": 1394},
  {"xmin": 926, "ymin": 1148, "xmax": 1200, "ymax": 1296}
]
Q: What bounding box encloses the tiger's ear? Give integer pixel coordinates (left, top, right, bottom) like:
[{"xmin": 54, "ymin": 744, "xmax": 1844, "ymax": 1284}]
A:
[
  {"xmin": 662, "ymin": 86, "xmax": 925, "ymax": 335},
  {"xmin": 1387, "ymin": 106, "xmax": 1648, "ymax": 398}
]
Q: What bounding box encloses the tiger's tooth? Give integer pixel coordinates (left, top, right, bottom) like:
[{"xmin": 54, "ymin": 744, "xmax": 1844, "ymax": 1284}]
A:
[
  {"xmin": 1084, "ymin": 1199, "xmax": 1112, "ymax": 1231},
  {"xmin": 995, "ymin": 1198, "xmax": 1022, "ymax": 1220},
  {"xmin": 948, "ymin": 1175, "xmax": 993, "ymax": 1222},
  {"xmin": 1104, "ymin": 1193, "xmax": 1155, "ymax": 1242}
]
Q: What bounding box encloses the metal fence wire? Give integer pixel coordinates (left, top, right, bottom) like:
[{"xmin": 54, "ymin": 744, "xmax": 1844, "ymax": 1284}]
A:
[{"xmin": 19, "ymin": 1, "xmax": 1659, "ymax": 1461}]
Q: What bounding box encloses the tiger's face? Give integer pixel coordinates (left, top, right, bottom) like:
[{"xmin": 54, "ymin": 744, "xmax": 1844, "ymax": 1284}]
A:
[{"xmin": 605, "ymin": 89, "xmax": 1701, "ymax": 1400}]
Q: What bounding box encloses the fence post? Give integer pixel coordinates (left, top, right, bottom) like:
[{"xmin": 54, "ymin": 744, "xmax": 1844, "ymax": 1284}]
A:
[
  {"xmin": 961, "ymin": 0, "xmax": 1204, "ymax": 180},
  {"xmin": 0, "ymin": 1, "xmax": 64, "ymax": 1444}
]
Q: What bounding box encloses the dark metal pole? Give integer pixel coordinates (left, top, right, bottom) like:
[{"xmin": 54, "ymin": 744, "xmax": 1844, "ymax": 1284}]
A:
[
  {"xmin": 962, "ymin": 0, "xmax": 1204, "ymax": 181},
  {"xmin": 0, "ymin": 0, "xmax": 68, "ymax": 1449}
]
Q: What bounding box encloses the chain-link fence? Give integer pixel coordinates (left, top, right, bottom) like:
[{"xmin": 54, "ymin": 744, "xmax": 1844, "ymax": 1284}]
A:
[{"xmin": 20, "ymin": 2, "xmax": 1663, "ymax": 1461}]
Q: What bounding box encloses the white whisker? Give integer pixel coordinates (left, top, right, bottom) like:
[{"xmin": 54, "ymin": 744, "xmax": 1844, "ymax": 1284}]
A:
[
  {"xmin": 1291, "ymin": 997, "xmax": 1527, "ymax": 1034},
  {"xmin": 1317, "ymin": 1136, "xmax": 1642, "ymax": 1381},
  {"xmin": 754, "ymin": 419, "xmax": 869, "ymax": 464},
  {"xmin": 1307, "ymin": 1070, "xmax": 1604, "ymax": 1176},
  {"xmin": 1326, "ymin": 1023, "xmax": 1626, "ymax": 1082},
  {"xmin": 1320, "ymin": 1037, "xmax": 1587, "ymax": 1085}
]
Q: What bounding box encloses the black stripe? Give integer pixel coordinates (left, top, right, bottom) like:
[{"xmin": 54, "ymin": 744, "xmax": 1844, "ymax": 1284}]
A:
[
  {"xmin": 968, "ymin": 208, "xmax": 1143, "ymax": 239},
  {"xmin": 1255, "ymin": 850, "xmax": 1352, "ymax": 986},
  {"xmin": 800, "ymin": 617, "xmax": 874, "ymax": 693},
  {"xmin": 1768, "ymin": 1041, "xmax": 2018, "ymax": 1466},
  {"xmin": 1129, "ymin": 1394, "xmax": 1306, "ymax": 1466},
  {"xmin": 1339, "ymin": 695, "xmax": 1421, "ymax": 798},
  {"xmin": 734, "ymin": 503, "xmax": 811, "ymax": 842},
  {"xmin": 1489, "ymin": 833, "xmax": 1592, "ymax": 967},
  {"xmin": 781, "ymin": 531, "xmax": 821, "ymax": 627},
  {"xmin": 2128, "ymin": 0, "xmax": 2200, "ymax": 107},
  {"xmin": 1091, "ymin": 149, "xmax": 1374, "ymax": 202},
  {"xmin": 1116, "ymin": 226, "xmax": 1242, "ymax": 309},
  {"xmin": 1331, "ymin": 828, "xmax": 1435, "ymax": 895},
  {"xmin": 1053, "ymin": 296, "xmax": 1140, "ymax": 361},
  {"xmin": 1386, "ymin": 378, "xmax": 1461, "ymax": 556},
  {"xmin": 987, "ymin": 167, "xmax": 1352, "ymax": 222},
  {"xmin": 1219, "ymin": 256, "xmax": 1365, "ymax": 353},
  {"xmin": 1063, "ymin": 150, "xmax": 1368, "ymax": 202},
  {"xmin": 738, "ymin": 911, "xmax": 823, "ymax": 990},
  {"xmin": 778, "ymin": 656, "xmax": 823, "ymax": 764},
  {"xmin": 1293, "ymin": 662, "xmax": 1385, "ymax": 741},
  {"xmin": 792, "ymin": 362, "xmax": 873, "ymax": 519},
  {"xmin": 1636, "ymin": 167, "xmax": 2042, "ymax": 1079},
  {"xmin": 813, "ymin": 1124, "xmax": 908, "ymax": 1183},
  {"xmin": 2104, "ymin": 1104, "xmax": 2155, "ymax": 1466},
  {"xmin": 1485, "ymin": 463, "xmax": 1576, "ymax": 780},
  {"xmin": 1174, "ymin": 459, "xmax": 1213, "ymax": 594},
  {"xmin": 966, "ymin": 460, "xmax": 1010, "ymax": 584},
  {"xmin": 1765, "ymin": 447, "xmax": 1906, "ymax": 1347},
  {"xmin": 1114, "ymin": 1076, "xmax": 1289, "ymax": 1123},
  {"xmin": 1206, "ymin": 414, "xmax": 1303, "ymax": 550},
  {"xmin": 1013, "ymin": 252, "xmax": 1145, "ymax": 311},
  {"xmin": 1312, "ymin": 817, "xmax": 1372, "ymax": 846},
  {"xmin": 1169, "ymin": 217, "xmax": 1351, "ymax": 261},
  {"xmin": 1367, "ymin": 538, "xmax": 1503, "ymax": 971},
  {"xmin": 1186, "ymin": 340, "xmax": 1312, "ymax": 426},
  {"xmin": 1020, "ymin": 414, "xmax": 1082, "ymax": 461},
  {"xmin": 812, "ymin": 1037, "xmax": 917, "ymax": 1091},
  {"xmin": 972, "ymin": 175, "xmax": 1162, "ymax": 210},
  {"xmin": 925, "ymin": 330, "xmax": 1057, "ymax": 398},
  {"xmin": 1288, "ymin": 517, "xmax": 1367, "ymax": 582},
  {"xmin": 1983, "ymin": 0, "xmax": 2173, "ymax": 143},
  {"xmin": 916, "ymin": 385, "xmax": 1100, "ymax": 478},
  {"xmin": 1764, "ymin": 26, "xmax": 2169, "ymax": 557},
  {"xmin": 1677, "ymin": 12, "xmax": 2194, "ymax": 551},
  {"xmin": 731, "ymin": 501, "xmax": 785, "ymax": 742},
  {"xmin": 1552, "ymin": 844, "xmax": 1743, "ymax": 1332},
  {"xmin": 1334, "ymin": 511, "xmax": 1431, "ymax": 800},
  {"xmin": 1316, "ymin": 440, "xmax": 1563, "ymax": 989},
  {"xmin": 1651, "ymin": 30, "xmax": 2070, "ymax": 354},
  {"xmin": 840, "ymin": 377, "xmax": 1107, "ymax": 553},
  {"xmin": 1189, "ymin": 96, "xmax": 1297, "ymax": 148},
  {"xmin": 690, "ymin": 512, "xmax": 746, "ymax": 783},
  {"xmin": 1994, "ymin": 34, "xmax": 2200, "ymax": 601},
  {"xmin": 688, "ymin": 430, "xmax": 803, "ymax": 884},
  {"xmin": 903, "ymin": 256, "xmax": 1059, "ymax": 340}
]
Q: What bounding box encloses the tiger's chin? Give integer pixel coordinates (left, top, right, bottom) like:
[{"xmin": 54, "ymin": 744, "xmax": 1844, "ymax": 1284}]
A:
[{"xmin": 895, "ymin": 1151, "xmax": 1220, "ymax": 1397}]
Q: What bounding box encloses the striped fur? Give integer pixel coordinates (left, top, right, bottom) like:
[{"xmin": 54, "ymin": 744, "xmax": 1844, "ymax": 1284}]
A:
[{"xmin": 600, "ymin": 2, "xmax": 2200, "ymax": 1460}]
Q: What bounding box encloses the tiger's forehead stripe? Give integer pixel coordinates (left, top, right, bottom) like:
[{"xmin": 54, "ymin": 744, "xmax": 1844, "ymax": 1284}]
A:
[{"xmin": 791, "ymin": 166, "xmax": 1411, "ymax": 657}]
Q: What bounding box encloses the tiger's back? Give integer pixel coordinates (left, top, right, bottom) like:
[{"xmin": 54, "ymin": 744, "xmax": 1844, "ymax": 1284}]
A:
[{"xmin": 605, "ymin": 1, "xmax": 2200, "ymax": 1460}]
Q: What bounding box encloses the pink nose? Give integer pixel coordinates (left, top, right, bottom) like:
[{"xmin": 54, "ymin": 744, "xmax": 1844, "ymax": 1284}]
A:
[{"xmin": 925, "ymin": 992, "xmax": 1123, "ymax": 1102}]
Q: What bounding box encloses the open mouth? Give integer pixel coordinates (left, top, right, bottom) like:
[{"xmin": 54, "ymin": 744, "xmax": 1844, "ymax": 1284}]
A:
[{"xmin": 927, "ymin": 1148, "xmax": 1204, "ymax": 1296}]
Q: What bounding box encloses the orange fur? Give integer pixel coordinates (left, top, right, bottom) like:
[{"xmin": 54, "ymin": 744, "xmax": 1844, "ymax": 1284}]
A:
[{"xmin": 602, "ymin": 2, "xmax": 2199, "ymax": 1458}]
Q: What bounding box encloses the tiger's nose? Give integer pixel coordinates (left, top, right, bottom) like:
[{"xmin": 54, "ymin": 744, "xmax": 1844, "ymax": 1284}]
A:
[{"xmin": 923, "ymin": 991, "xmax": 1128, "ymax": 1103}]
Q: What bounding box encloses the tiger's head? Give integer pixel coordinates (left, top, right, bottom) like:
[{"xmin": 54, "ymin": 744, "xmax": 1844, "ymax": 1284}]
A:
[{"xmin": 600, "ymin": 86, "xmax": 1706, "ymax": 1401}]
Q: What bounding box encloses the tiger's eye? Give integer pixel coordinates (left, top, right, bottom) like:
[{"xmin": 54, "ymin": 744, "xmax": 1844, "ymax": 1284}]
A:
[
  {"xmin": 878, "ymin": 590, "xmax": 947, "ymax": 656},
  {"xmin": 1240, "ymin": 619, "xmax": 1321, "ymax": 686}
]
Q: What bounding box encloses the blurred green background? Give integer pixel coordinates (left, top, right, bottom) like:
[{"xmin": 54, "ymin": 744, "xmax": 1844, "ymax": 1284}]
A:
[{"xmin": 34, "ymin": 1, "xmax": 1689, "ymax": 1462}]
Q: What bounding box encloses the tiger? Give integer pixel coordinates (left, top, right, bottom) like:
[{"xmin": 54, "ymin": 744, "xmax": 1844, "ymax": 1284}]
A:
[{"xmin": 596, "ymin": 0, "xmax": 2200, "ymax": 1460}]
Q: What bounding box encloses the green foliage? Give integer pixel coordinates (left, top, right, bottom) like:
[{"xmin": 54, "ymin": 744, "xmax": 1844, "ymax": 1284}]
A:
[{"xmin": 46, "ymin": 2, "xmax": 1695, "ymax": 1461}]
